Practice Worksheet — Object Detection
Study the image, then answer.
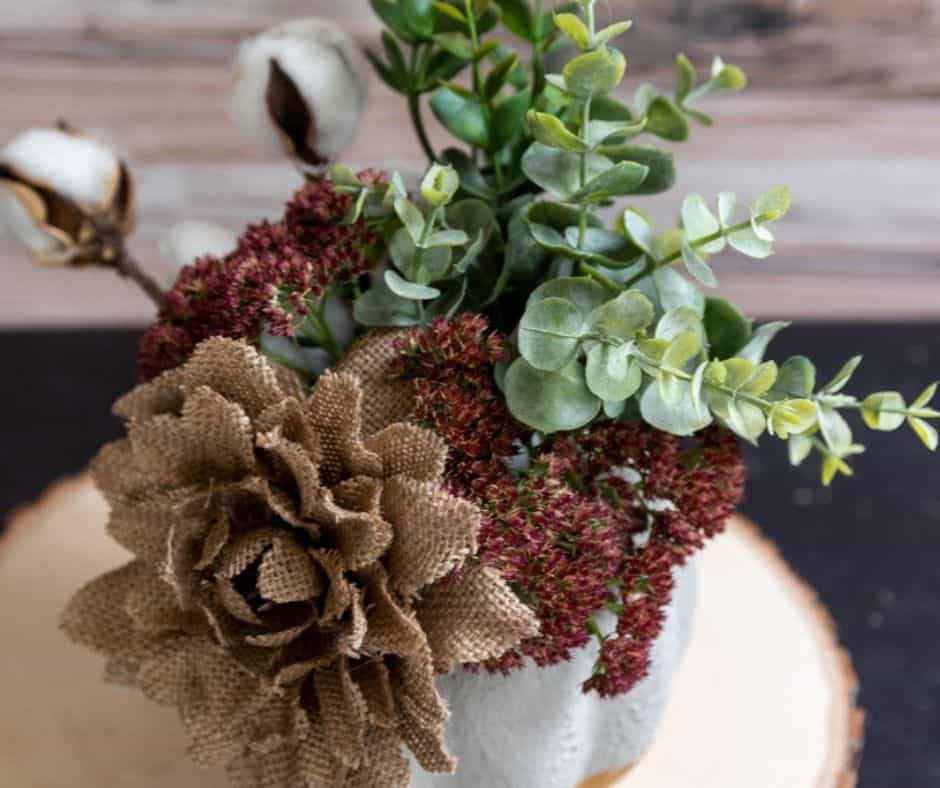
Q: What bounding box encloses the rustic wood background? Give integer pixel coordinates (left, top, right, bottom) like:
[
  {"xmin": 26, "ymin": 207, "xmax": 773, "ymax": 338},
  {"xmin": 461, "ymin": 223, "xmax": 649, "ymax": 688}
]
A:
[{"xmin": 1, "ymin": 0, "xmax": 938, "ymax": 325}]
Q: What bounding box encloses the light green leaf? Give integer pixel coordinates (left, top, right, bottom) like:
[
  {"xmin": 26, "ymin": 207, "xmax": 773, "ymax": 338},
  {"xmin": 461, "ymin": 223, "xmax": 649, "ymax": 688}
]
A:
[
  {"xmin": 682, "ymin": 193, "xmax": 724, "ymax": 254},
  {"xmin": 728, "ymin": 224, "xmax": 773, "ymax": 259},
  {"xmin": 527, "ymin": 110, "xmax": 588, "ymax": 152},
  {"xmin": 566, "ymin": 161, "xmax": 650, "ymax": 203},
  {"xmin": 640, "ymin": 380, "xmax": 712, "ymax": 436},
  {"xmin": 622, "ymin": 209, "xmax": 655, "ymax": 254},
  {"xmin": 659, "ymin": 369, "xmax": 683, "ymax": 405},
  {"xmin": 389, "ymin": 227, "xmax": 418, "ymax": 277},
  {"xmin": 563, "ymin": 226, "xmax": 643, "ymax": 269},
  {"xmin": 586, "ymin": 290, "xmax": 655, "ymax": 341},
  {"xmin": 789, "ymin": 433, "xmax": 813, "ymax": 466},
  {"xmin": 861, "ymin": 392, "xmax": 906, "ymax": 431},
  {"xmin": 681, "ymin": 239, "xmax": 718, "ymax": 288},
  {"xmin": 395, "ymin": 198, "xmax": 425, "ymax": 242},
  {"xmin": 662, "ymin": 330, "xmax": 700, "ymax": 371},
  {"xmin": 912, "ymin": 382, "xmax": 938, "ymax": 411},
  {"xmin": 675, "ymin": 53, "xmax": 696, "ymax": 103},
  {"xmin": 821, "ymin": 452, "xmax": 854, "ymax": 486},
  {"xmin": 725, "ymin": 398, "xmax": 766, "ymax": 442},
  {"xmin": 691, "ymin": 361, "xmax": 709, "ymax": 418},
  {"xmin": 554, "ymin": 12, "xmax": 590, "ymax": 48},
  {"xmin": 652, "ymin": 267, "xmax": 705, "ymax": 316},
  {"xmin": 586, "ymin": 343, "xmax": 643, "ymax": 401},
  {"xmin": 420, "ymin": 164, "xmax": 460, "ymax": 206},
  {"xmin": 738, "ymin": 321, "xmax": 789, "ymax": 364},
  {"xmin": 718, "ymin": 191, "xmax": 737, "ymax": 226},
  {"xmin": 563, "ymin": 47, "xmax": 627, "ymax": 99},
  {"xmin": 505, "ymin": 358, "xmax": 601, "ymax": 433},
  {"xmin": 754, "ymin": 186, "xmax": 792, "ymax": 221},
  {"xmin": 426, "ymin": 229, "xmax": 470, "ymax": 248},
  {"xmin": 331, "ymin": 164, "xmax": 362, "ymax": 188},
  {"xmin": 823, "ymin": 356, "xmax": 863, "ymax": 394},
  {"xmin": 586, "ymin": 118, "xmax": 647, "ymax": 147},
  {"xmin": 384, "ymin": 270, "xmax": 441, "ymax": 300},
  {"xmin": 518, "ymin": 297, "xmax": 585, "ymax": 371},
  {"xmin": 741, "ymin": 361, "xmax": 778, "ymax": 396},
  {"xmin": 595, "ymin": 19, "xmax": 633, "ymax": 47},
  {"xmin": 909, "ymin": 417, "xmax": 939, "ymax": 451},
  {"xmin": 771, "ymin": 355, "xmax": 816, "ymax": 399},
  {"xmin": 527, "ymin": 276, "xmax": 608, "ymax": 316},
  {"xmin": 817, "ymin": 405, "xmax": 853, "ymax": 455},
  {"xmin": 655, "ymin": 305, "xmax": 704, "ymax": 344},
  {"xmin": 521, "ymin": 143, "xmax": 611, "ymax": 199}
]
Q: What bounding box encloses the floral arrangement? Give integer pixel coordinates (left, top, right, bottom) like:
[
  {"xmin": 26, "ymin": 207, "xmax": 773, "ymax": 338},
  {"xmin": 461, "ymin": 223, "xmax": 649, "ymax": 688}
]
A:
[{"xmin": 2, "ymin": 2, "xmax": 937, "ymax": 787}]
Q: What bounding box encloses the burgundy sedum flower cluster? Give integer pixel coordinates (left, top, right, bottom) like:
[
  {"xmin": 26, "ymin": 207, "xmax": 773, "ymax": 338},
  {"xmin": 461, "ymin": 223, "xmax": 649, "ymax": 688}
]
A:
[
  {"xmin": 398, "ymin": 316, "xmax": 746, "ymax": 697},
  {"xmin": 137, "ymin": 173, "xmax": 383, "ymax": 381}
]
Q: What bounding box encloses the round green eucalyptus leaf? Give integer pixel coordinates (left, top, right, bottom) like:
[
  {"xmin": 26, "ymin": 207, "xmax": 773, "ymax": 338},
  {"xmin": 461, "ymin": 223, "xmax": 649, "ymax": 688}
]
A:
[
  {"xmin": 704, "ymin": 296, "xmax": 752, "ymax": 359},
  {"xmin": 505, "ymin": 358, "xmax": 601, "ymax": 433},
  {"xmin": 640, "ymin": 380, "xmax": 712, "ymax": 436},
  {"xmin": 526, "ymin": 276, "xmax": 608, "ymax": 316},
  {"xmin": 389, "ymin": 227, "xmax": 418, "ymax": 277},
  {"xmin": 771, "ymin": 355, "xmax": 817, "ymax": 400},
  {"xmin": 653, "ymin": 267, "xmax": 705, "ymax": 316},
  {"xmin": 586, "ymin": 290, "xmax": 655, "ymax": 341},
  {"xmin": 521, "ymin": 143, "xmax": 611, "ymax": 200},
  {"xmin": 861, "ymin": 392, "xmax": 907, "ymax": 432},
  {"xmin": 656, "ymin": 305, "xmax": 705, "ymax": 344},
  {"xmin": 644, "ymin": 95, "xmax": 690, "ymax": 141},
  {"xmin": 586, "ymin": 343, "xmax": 643, "ymax": 401},
  {"xmin": 563, "ymin": 47, "xmax": 627, "ymax": 99},
  {"xmin": 566, "ymin": 161, "xmax": 650, "ymax": 204},
  {"xmin": 518, "ymin": 297, "xmax": 585, "ymax": 371},
  {"xmin": 605, "ymin": 141, "xmax": 675, "ymax": 194},
  {"xmin": 562, "ymin": 226, "xmax": 642, "ymax": 269},
  {"xmin": 681, "ymin": 193, "xmax": 724, "ymax": 254},
  {"xmin": 385, "ymin": 270, "xmax": 441, "ymax": 300}
]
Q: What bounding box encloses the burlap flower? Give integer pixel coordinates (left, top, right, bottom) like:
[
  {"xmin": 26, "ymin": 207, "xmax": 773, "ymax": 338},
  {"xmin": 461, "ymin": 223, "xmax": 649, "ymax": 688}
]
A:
[{"xmin": 62, "ymin": 336, "xmax": 538, "ymax": 788}]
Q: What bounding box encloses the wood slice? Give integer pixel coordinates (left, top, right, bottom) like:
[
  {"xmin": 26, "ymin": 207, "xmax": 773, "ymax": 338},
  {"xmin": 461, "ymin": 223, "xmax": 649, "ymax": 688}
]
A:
[{"xmin": 0, "ymin": 475, "xmax": 862, "ymax": 788}]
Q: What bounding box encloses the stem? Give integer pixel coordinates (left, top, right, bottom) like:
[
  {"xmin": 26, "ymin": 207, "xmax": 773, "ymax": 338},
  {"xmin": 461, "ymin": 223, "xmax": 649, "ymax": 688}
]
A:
[
  {"xmin": 465, "ymin": 0, "xmax": 505, "ymax": 194},
  {"xmin": 407, "ymin": 44, "xmax": 437, "ymax": 163},
  {"xmin": 408, "ymin": 92, "xmax": 438, "ymax": 163},
  {"xmin": 116, "ymin": 251, "xmax": 165, "ymax": 308},
  {"xmin": 531, "ymin": 0, "xmax": 545, "ymax": 102},
  {"xmin": 624, "ymin": 213, "xmax": 775, "ymax": 289}
]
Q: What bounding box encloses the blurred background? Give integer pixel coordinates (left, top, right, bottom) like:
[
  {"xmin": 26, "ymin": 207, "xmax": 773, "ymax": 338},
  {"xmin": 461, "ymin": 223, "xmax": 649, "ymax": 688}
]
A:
[
  {"xmin": 1, "ymin": 0, "xmax": 939, "ymax": 324},
  {"xmin": 1, "ymin": 2, "xmax": 939, "ymax": 786}
]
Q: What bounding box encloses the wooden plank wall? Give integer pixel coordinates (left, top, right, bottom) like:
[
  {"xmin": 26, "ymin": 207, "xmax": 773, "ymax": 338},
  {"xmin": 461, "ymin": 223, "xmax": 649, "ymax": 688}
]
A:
[{"xmin": 1, "ymin": 0, "xmax": 938, "ymax": 325}]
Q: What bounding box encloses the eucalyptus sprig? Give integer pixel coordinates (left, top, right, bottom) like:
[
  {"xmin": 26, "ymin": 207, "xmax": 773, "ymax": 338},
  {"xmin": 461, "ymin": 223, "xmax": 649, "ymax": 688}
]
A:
[{"xmin": 353, "ymin": 0, "xmax": 939, "ymax": 484}]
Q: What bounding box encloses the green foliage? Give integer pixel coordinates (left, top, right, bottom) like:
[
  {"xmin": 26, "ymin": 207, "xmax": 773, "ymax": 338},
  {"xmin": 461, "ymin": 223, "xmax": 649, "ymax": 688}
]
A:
[{"xmin": 352, "ymin": 0, "xmax": 939, "ymax": 483}]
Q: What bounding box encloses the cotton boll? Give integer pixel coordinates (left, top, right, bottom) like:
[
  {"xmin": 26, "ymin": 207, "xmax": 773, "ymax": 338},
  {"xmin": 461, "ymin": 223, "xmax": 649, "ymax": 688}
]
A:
[
  {"xmin": 2, "ymin": 128, "xmax": 121, "ymax": 206},
  {"xmin": 229, "ymin": 18, "xmax": 368, "ymax": 168},
  {"xmin": 160, "ymin": 220, "xmax": 238, "ymax": 277},
  {"xmin": 0, "ymin": 126, "xmax": 134, "ymax": 266}
]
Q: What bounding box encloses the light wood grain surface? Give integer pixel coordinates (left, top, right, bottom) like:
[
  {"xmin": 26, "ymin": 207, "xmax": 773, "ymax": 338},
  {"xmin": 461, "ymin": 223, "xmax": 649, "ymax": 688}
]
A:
[
  {"xmin": 1, "ymin": 0, "xmax": 938, "ymax": 325},
  {"xmin": 0, "ymin": 475, "xmax": 861, "ymax": 787}
]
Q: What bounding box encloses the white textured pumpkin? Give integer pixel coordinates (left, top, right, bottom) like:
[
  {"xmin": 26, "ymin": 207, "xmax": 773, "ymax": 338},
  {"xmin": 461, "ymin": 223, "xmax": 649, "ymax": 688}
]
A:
[{"xmin": 410, "ymin": 562, "xmax": 698, "ymax": 787}]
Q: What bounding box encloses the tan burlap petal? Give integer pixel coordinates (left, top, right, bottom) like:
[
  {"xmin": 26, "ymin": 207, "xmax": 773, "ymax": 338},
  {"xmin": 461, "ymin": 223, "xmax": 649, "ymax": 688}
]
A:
[
  {"xmin": 415, "ymin": 564, "xmax": 541, "ymax": 673},
  {"xmin": 113, "ymin": 366, "xmax": 187, "ymax": 420},
  {"xmin": 61, "ymin": 560, "xmax": 152, "ymax": 655},
  {"xmin": 178, "ymin": 337, "xmax": 285, "ymax": 419},
  {"xmin": 352, "ymin": 660, "xmax": 397, "ymax": 729},
  {"xmin": 364, "ymin": 423, "xmax": 447, "ymax": 482},
  {"xmin": 335, "ymin": 330, "xmax": 414, "ymax": 437},
  {"xmin": 359, "ymin": 567, "xmax": 426, "ymax": 656},
  {"xmin": 316, "ymin": 660, "xmax": 369, "ymax": 768},
  {"xmin": 306, "ymin": 372, "xmax": 382, "ymax": 483},
  {"xmin": 347, "ymin": 726, "xmax": 411, "ymax": 788},
  {"xmin": 381, "ymin": 477, "xmax": 480, "ymax": 599}
]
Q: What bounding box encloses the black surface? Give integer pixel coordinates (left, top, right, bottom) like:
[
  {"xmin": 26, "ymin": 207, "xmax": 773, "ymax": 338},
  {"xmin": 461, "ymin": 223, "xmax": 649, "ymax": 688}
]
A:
[{"xmin": 1, "ymin": 326, "xmax": 938, "ymax": 787}]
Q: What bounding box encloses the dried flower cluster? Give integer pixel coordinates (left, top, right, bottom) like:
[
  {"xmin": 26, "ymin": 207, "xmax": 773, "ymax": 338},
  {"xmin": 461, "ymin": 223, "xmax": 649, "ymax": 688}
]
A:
[
  {"xmin": 138, "ymin": 175, "xmax": 382, "ymax": 381},
  {"xmin": 63, "ymin": 337, "xmax": 537, "ymax": 787},
  {"xmin": 398, "ymin": 316, "xmax": 746, "ymax": 696}
]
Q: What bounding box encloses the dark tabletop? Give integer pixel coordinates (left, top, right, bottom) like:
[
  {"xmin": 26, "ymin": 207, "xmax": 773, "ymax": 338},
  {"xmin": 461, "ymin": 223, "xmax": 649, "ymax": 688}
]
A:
[{"xmin": 1, "ymin": 325, "xmax": 937, "ymax": 787}]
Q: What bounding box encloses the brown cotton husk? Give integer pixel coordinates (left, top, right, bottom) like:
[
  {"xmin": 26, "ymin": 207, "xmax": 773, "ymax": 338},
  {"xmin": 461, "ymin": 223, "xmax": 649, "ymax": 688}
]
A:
[{"xmin": 61, "ymin": 335, "xmax": 538, "ymax": 788}]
